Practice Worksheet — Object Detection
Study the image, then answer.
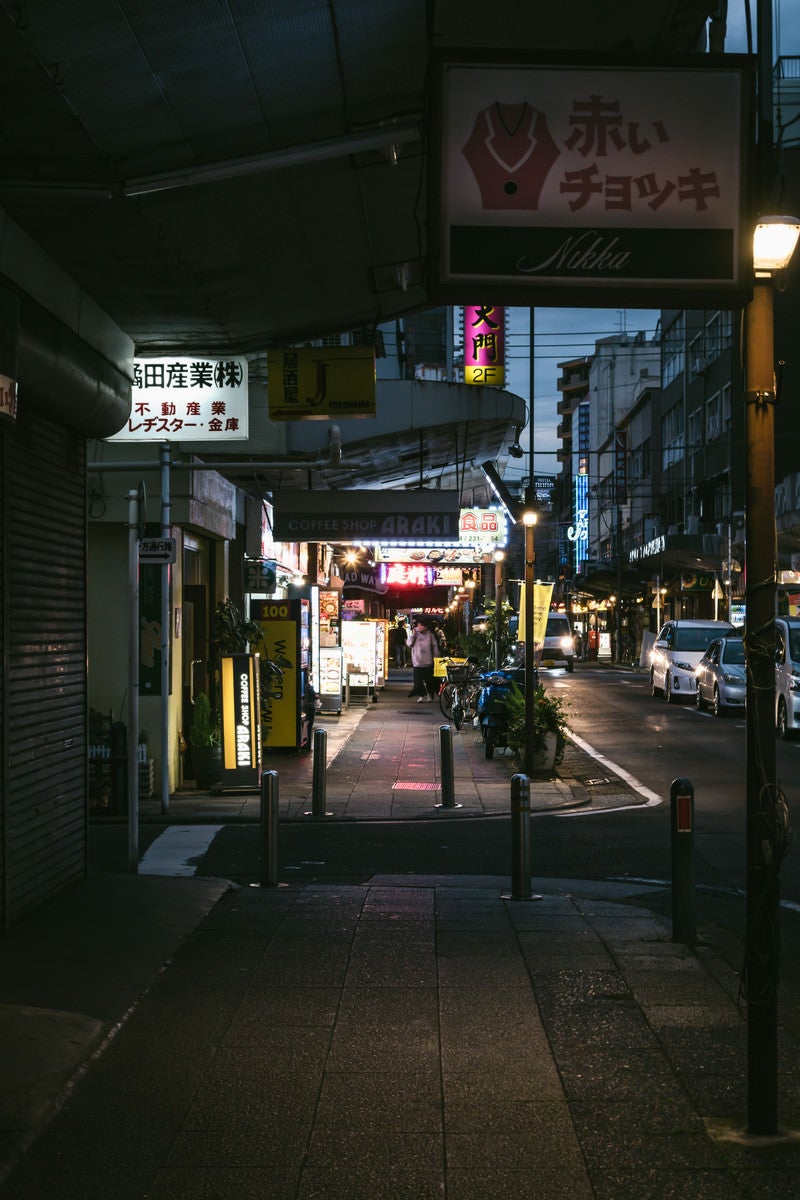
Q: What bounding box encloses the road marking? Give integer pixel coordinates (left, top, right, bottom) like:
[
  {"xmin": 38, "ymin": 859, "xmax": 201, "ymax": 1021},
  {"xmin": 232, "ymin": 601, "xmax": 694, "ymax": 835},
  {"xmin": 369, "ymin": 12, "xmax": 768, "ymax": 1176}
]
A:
[
  {"xmin": 560, "ymin": 731, "xmax": 663, "ymax": 815},
  {"xmin": 139, "ymin": 825, "xmax": 223, "ymax": 876}
]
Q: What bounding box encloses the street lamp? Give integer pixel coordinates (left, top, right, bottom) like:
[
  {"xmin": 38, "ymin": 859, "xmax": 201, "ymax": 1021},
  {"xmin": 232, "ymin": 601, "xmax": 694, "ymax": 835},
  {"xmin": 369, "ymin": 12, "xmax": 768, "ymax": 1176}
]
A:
[
  {"xmin": 522, "ymin": 505, "xmax": 538, "ymax": 774},
  {"xmin": 743, "ymin": 212, "xmax": 800, "ymax": 1136}
]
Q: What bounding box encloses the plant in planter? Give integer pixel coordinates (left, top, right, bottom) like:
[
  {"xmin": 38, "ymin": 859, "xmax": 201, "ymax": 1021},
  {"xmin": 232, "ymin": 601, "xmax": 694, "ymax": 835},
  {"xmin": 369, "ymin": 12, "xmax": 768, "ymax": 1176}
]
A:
[
  {"xmin": 211, "ymin": 598, "xmax": 264, "ymax": 659},
  {"xmin": 503, "ymin": 682, "xmax": 570, "ymax": 769},
  {"xmin": 187, "ymin": 691, "xmax": 222, "ymax": 789}
]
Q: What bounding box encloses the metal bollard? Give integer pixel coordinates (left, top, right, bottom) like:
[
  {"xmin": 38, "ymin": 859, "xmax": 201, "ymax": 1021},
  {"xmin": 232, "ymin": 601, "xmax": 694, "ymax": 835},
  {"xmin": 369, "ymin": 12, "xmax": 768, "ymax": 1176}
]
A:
[
  {"xmin": 437, "ymin": 724, "xmax": 456, "ymax": 809},
  {"xmin": 670, "ymin": 777, "xmax": 696, "ymax": 944},
  {"xmin": 260, "ymin": 769, "xmax": 279, "ymax": 887},
  {"xmin": 306, "ymin": 727, "xmax": 333, "ymax": 817},
  {"xmin": 509, "ymin": 773, "xmax": 532, "ymax": 900}
]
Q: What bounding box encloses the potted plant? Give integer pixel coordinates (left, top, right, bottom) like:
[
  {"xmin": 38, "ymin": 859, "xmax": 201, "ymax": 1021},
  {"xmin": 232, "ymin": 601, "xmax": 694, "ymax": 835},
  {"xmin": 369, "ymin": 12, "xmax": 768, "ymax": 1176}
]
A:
[
  {"xmin": 187, "ymin": 691, "xmax": 222, "ymax": 789},
  {"xmin": 503, "ymin": 682, "xmax": 570, "ymax": 771},
  {"xmin": 211, "ymin": 598, "xmax": 263, "ymax": 659}
]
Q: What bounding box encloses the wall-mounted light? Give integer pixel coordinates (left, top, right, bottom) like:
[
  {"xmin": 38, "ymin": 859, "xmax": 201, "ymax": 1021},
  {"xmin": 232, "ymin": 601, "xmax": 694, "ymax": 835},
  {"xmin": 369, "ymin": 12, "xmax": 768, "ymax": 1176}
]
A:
[{"xmin": 508, "ymin": 424, "xmax": 524, "ymax": 459}]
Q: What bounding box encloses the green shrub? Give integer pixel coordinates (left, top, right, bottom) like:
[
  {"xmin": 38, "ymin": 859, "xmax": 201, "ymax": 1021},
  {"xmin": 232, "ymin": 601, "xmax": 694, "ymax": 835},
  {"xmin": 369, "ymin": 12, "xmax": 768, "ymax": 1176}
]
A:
[
  {"xmin": 188, "ymin": 692, "xmax": 220, "ymax": 747},
  {"xmin": 504, "ymin": 682, "xmax": 570, "ymax": 764}
]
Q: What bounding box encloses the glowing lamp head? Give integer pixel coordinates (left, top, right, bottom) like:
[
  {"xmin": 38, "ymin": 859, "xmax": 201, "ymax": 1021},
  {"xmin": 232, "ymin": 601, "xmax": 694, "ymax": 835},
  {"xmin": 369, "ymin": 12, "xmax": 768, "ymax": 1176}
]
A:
[{"xmin": 753, "ymin": 215, "xmax": 800, "ymax": 274}]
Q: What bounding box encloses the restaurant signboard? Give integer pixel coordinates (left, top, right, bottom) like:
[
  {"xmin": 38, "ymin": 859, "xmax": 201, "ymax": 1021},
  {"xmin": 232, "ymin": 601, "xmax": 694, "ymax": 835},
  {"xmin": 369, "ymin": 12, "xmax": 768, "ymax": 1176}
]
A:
[{"xmin": 431, "ymin": 54, "xmax": 753, "ymax": 308}]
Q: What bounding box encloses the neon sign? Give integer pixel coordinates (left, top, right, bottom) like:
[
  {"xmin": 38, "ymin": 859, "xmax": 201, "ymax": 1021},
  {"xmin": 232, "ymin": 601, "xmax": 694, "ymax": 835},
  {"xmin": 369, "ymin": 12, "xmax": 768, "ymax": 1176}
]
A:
[
  {"xmin": 378, "ymin": 563, "xmax": 436, "ymax": 587},
  {"xmin": 568, "ymin": 473, "xmax": 589, "ymax": 571}
]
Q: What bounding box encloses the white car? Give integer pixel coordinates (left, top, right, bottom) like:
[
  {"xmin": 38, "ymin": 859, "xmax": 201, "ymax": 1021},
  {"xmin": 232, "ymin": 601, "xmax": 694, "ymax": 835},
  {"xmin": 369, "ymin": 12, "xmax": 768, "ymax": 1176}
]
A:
[
  {"xmin": 540, "ymin": 613, "xmax": 575, "ymax": 672},
  {"xmin": 776, "ymin": 616, "xmax": 800, "ymax": 738},
  {"xmin": 695, "ymin": 635, "xmax": 746, "ymax": 716},
  {"xmin": 649, "ymin": 619, "xmax": 736, "ymax": 703}
]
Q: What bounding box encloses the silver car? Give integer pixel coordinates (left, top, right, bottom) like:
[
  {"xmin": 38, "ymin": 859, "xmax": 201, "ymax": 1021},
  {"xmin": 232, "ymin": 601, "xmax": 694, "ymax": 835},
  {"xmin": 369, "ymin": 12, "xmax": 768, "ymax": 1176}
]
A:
[{"xmin": 695, "ymin": 636, "xmax": 746, "ymax": 716}]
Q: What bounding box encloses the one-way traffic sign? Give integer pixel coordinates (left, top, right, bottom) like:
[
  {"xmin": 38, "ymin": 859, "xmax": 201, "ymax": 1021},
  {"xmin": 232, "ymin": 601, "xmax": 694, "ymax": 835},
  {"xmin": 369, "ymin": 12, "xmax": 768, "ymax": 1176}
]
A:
[{"xmin": 139, "ymin": 537, "xmax": 177, "ymax": 564}]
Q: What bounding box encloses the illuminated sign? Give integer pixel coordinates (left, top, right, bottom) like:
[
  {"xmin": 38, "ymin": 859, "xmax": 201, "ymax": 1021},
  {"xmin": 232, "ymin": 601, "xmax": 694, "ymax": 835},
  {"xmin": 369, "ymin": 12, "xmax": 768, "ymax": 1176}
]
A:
[
  {"xmin": 268, "ymin": 346, "xmax": 376, "ymax": 419},
  {"xmin": 462, "ymin": 305, "xmax": 505, "ymax": 386},
  {"xmin": 375, "ymin": 546, "xmax": 501, "ymax": 565},
  {"xmin": 433, "ymin": 56, "xmax": 752, "ymax": 307},
  {"xmin": 108, "ymin": 357, "xmax": 249, "ymax": 442},
  {"xmin": 379, "ymin": 563, "xmax": 436, "ymax": 587},
  {"xmin": 459, "ymin": 506, "xmax": 506, "ymax": 543},
  {"xmin": 569, "ymin": 473, "xmax": 589, "ymax": 571},
  {"xmin": 244, "ymin": 559, "xmax": 277, "ymax": 593},
  {"xmin": 220, "ymin": 654, "xmax": 261, "ymax": 786}
]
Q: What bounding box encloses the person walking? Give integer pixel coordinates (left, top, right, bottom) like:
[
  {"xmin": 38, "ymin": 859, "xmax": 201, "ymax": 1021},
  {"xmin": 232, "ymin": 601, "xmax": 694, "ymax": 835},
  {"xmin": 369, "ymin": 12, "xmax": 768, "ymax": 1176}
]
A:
[
  {"xmin": 388, "ymin": 622, "xmax": 407, "ymax": 669},
  {"xmin": 406, "ymin": 618, "xmax": 438, "ymax": 702}
]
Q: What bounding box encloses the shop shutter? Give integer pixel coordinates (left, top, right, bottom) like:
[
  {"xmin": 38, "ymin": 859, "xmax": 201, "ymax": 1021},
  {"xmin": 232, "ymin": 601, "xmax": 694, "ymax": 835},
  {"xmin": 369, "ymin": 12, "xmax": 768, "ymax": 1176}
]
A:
[{"xmin": 1, "ymin": 409, "xmax": 87, "ymax": 925}]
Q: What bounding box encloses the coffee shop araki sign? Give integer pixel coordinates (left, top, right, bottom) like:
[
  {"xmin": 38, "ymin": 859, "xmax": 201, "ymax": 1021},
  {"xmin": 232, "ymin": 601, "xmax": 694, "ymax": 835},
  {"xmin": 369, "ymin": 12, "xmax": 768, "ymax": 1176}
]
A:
[{"xmin": 430, "ymin": 53, "xmax": 754, "ymax": 308}]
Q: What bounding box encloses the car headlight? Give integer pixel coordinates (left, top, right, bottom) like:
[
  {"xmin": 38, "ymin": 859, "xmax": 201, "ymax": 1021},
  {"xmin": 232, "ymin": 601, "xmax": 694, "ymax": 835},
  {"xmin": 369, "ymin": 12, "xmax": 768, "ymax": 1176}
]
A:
[
  {"xmin": 789, "ymin": 672, "xmax": 800, "ymax": 692},
  {"xmin": 674, "ymin": 661, "xmax": 694, "ymax": 672},
  {"xmin": 722, "ymin": 672, "xmax": 742, "ymax": 684},
  {"xmin": 560, "ymin": 637, "xmax": 572, "ymax": 652}
]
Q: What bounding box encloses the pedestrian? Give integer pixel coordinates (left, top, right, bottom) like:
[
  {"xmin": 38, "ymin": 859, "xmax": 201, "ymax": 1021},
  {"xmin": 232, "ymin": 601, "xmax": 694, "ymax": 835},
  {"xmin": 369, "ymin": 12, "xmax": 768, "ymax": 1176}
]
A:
[
  {"xmin": 431, "ymin": 620, "xmax": 448, "ymax": 656},
  {"xmin": 406, "ymin": 618, "xmax": 438, "ymax": 702},
  {"xmin": 388, "ymin": 622, "xmax": 407, "ymax": 668}
]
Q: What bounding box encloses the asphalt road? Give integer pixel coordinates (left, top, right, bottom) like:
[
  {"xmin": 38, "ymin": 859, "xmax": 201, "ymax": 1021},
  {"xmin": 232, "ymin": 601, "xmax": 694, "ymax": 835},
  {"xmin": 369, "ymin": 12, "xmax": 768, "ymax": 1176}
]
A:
[{"xmin": 90, "ymin": 664, "xmax": 800, "ymax": 911}]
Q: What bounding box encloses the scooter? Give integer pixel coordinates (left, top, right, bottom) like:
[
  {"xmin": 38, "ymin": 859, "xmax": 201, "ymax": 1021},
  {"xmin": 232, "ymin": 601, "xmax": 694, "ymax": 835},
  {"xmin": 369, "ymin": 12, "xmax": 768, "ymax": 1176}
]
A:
[{"xmin": 477, "ymin": 670, "xmax": 515, "ymax": 759}]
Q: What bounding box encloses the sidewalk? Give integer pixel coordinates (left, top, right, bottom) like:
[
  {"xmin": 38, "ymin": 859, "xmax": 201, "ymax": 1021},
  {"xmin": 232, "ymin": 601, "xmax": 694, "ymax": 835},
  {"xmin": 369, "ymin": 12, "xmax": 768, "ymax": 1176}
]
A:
[
  {"xmin": 134, "ymin": 671, "xmax": 640, "ymax": 823},
  {"xmin": 2, "ymin": 670, "xmax": 800, "ymax": 1197}
]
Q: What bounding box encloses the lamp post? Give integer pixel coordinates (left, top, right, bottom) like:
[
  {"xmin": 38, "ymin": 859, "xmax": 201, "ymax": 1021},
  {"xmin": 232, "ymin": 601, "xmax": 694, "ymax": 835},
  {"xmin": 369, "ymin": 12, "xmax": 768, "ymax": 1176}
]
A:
[
  {"xmin": 522, "ymin": 506, "xmax": 538, "ymax": 774},
  {"xmin": 494, "ymin": 549, "xmax": 505, "ymax": 669},
  {"xmin": 743, "ymin": 214, "xmax": 800, "ymax": 1136}
]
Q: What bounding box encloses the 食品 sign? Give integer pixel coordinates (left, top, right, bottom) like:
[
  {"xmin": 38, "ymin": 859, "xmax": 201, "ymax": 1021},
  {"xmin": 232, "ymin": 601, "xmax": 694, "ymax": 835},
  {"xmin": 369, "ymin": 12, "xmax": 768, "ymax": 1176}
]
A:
[{"xmin": 431, "ymin": 54, "xmax": 753, "ymax": 308}]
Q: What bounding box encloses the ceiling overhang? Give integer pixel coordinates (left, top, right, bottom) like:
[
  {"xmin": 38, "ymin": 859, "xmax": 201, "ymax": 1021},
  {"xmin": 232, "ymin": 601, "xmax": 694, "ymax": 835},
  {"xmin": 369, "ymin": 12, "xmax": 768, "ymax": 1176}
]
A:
[{"xmin": 1, "ymin": 1, "xmax": 716, "ymax": 357}]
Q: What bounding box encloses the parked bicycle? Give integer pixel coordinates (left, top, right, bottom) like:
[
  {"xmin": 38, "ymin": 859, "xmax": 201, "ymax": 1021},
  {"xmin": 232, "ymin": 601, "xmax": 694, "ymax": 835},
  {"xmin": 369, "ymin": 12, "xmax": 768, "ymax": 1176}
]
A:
[{"xmin": 439, "ymin": 657, "xmax": 483, "ymax": 730}]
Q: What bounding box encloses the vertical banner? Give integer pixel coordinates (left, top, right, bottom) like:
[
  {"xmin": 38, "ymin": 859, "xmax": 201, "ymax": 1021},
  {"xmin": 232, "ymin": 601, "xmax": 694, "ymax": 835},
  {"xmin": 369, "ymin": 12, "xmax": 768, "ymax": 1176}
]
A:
[
  {"xmin": 220, "ymin": 654, "xmax": 261, "ymax": 786},
  {"xmin": 517, "ymin": 582, "xmax": 555, "ymax": 654},
  {"xmin": 462, "ymin": 304, "xmax": 505, "ymax": 385}
]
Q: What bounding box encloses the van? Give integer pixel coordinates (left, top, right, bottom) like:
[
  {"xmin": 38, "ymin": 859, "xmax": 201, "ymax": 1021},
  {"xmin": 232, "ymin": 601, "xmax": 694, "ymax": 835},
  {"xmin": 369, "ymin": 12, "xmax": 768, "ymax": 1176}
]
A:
[
  {"xmin": 649, "ymin": 619, "xmax": 735, "ymax": 703},
  {"xmin": 540, "ymin": 612, "xmax": 575, "ymax": 672},
  {"xmin": 775, "ymin": 616, "xmax": 800, "ymax": 738}
]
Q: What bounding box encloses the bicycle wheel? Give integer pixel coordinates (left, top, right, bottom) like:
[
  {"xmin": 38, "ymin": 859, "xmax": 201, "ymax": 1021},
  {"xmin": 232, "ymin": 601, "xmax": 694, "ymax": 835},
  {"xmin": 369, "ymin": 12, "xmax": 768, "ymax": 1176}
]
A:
[
  {"xmin": 439, "ymin": 682, "xmax": 456, "ymax": 720},
  {"xmin": 463, "ymin": 681, "xmax": 481, "ymax": 722},
  {"xmin": 452, "ymin": 696, "xmax": 465, "ymax": 730}
]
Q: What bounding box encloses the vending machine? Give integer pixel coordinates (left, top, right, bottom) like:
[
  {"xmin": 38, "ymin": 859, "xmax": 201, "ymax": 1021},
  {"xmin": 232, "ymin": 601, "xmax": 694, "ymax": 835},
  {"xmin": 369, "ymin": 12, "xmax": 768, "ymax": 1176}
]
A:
[
  {"xmin": 341, "ymin": 619, "xmax": 385, "ymax": 700},
  {"xmin": 250, "ymin": 598, "xmax": 311, "ymax": 751}
]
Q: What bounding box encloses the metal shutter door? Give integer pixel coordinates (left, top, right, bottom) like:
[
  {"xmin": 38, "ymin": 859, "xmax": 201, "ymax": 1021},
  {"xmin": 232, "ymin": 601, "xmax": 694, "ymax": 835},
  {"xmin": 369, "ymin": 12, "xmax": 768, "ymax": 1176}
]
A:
[{"xmin": 2, "ymin": 409, "xmax": 87, "ymax": 925}]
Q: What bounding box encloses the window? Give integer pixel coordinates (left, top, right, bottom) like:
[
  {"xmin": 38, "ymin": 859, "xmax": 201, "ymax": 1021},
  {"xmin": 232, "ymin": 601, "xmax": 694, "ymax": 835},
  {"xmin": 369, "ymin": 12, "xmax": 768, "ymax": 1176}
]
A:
[
  {"xmin": 722, "ymin": 383, "xmax": 732, "ymax": 432},
  {"xmin": 688, "ymin": 406, "xmax": 703, "ymax": 451},
  {"xmin": 630, "ymin": 438, "xmax": 650, "ymax": 483},
  {"xmin": 721, "ymin": 310, "xmax": 733, "ymax": 349},
  {"xmin": 705, "ymin": 312, "xmax": 722, "ymax": 361},
  {"xmin": 706, "ymin": 391, "xmax": 721, "ymax": 440},
  {"xmin": 661, "ymin": 403, "xmax": 684, "ymax": 468},
  {"xmin": 661, "ymin": 315, "xmax": 684, "ymax": 388}
]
